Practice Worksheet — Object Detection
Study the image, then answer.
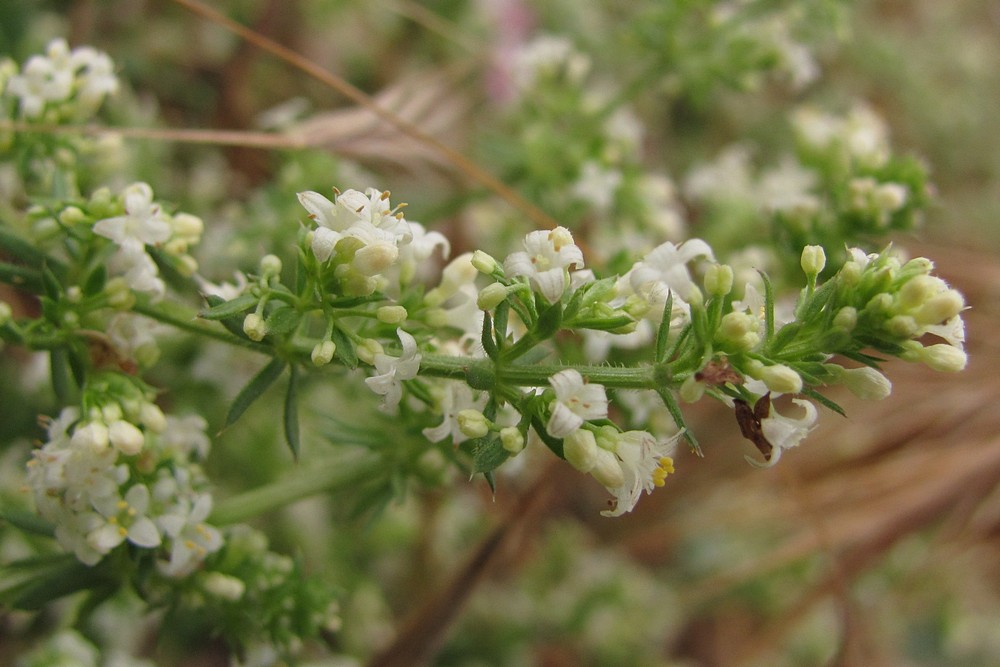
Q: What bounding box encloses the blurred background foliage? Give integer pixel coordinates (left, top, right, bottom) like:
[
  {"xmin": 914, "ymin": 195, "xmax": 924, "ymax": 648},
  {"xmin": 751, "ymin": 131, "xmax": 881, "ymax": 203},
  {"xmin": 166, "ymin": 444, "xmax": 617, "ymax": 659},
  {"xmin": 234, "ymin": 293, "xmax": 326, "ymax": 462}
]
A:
[{"xmin": 1, "ymin": 0, "xmax": 999, "ymax": 665}]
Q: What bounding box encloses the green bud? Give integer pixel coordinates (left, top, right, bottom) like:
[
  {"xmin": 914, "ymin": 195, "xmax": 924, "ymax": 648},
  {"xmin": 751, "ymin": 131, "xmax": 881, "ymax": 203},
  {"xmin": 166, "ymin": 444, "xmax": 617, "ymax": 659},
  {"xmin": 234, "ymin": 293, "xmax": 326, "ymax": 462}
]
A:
[
  {"xmin": 471, "ymin": 250, "xmax": 500, "ymax": 275},
  {"xmin": 0, "ymin": 301, "xmax": 11, "ymax": 327},
  {"xmin": 758, "ymin": 363, "xmax": 803, "ymax": 394},
  {"xmin": 457, "ymin": 409, "xmax": 490, "ymax": 439},
  {"xmin": 311, "ymin": 340, "xmax": 337, "ymax": 366},
  {"xmin": 564, "ymin": 429, "xmax": 598, "ymax": 472},
  {"xmin": 58, "ymin": 206, "xmax": 87, "ymax": 225},
  {"xmin": 259, "ymin": 254, "xmax": 282, "ymax": 278},
  {"xmin": 800, "ymin": 245, "xmax": 826, "ymax": 276},
  {"xmin": 500, "ymin": 427, "xmax": 525, "ymax": 454},
  {"xmin": 377, "ymin": 305, "xmax": 408, "ymax": 324},
  {"xmin": 477, "ymin": 283, "xmax": 509, "ymax": 311},
  {"xmin": 242, "ymin": 313, "xmax": 267, "ymax": 341},
  {"xmin": 356, "ymin": 339, "xmax": 384, "ymax": 365},
  {"xmin": 679, "ymin": 375, "xmax": 705, "ymax": 403},
  {"xmin": 885, "ymin": 315, "xmax": 918, "ymax": 338},
  {"xmin": 833, "ymin": 306, "xmax": 857, "ymax": 331},
  {"xmin": 704, "ymin": 263, "xmax": 734, "ymax": 296}
]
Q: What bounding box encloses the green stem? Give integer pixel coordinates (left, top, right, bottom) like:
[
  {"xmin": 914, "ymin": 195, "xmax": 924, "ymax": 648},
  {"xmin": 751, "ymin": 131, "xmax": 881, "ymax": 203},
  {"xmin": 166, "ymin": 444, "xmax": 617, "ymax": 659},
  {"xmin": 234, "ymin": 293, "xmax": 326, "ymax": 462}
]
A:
[
  {"xmin": 418, "ymin": 353, "xmax": 657, "ymax": 389},
  {"xmin": 210, "ymin": 455, "xmax": 383, "ymax": 525}
]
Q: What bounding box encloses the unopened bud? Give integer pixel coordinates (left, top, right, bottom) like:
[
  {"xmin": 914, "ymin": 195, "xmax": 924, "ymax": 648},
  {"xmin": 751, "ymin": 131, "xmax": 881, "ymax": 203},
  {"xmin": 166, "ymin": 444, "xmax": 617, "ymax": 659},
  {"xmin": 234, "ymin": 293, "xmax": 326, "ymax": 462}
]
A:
[
  {"xmin": 311, "ymin": 340, "xmax": 337, "ymax": 366},
  {"xmin": 477, "ymin": 283, "xmax": 509, "ymax": 311},
  {"xmin": 471, "ymin": 250, "xmax": 500, "ymax": 275},
  {"xmin": 457, "ymin": 410, "xmax": 490, "ymax": 439},
  {"xmin": 242, "ymin": 313, "xmax": 267, "ymax": 341},
  {"xmin": 800, "ymin": 245, "xmax": 826, "ymax": 276},
  {"xmin": 758, "ymin": 363, "xmax": 803, "ymax": 394},
  {"xmin": 563, "ymin": 429, "xmax": 598, "ymax": 472},
  {"xmin": 500, "ymin": 427, "xmax": 524, "ymax": 454},
  {"xmin": 704, "ymin": 263, "xmax": 734, "ymax": 296},
  {"xmin": 377, "ymin": 305, "xmax": 408, "ymax": 324},
  {"xmin": 833, "ymin": 306, "xmax": 857, "ymax": 331},
  {"xmin": 259, "ymin": 254, "xmax": 282, "ymax": 278},
  {"xmin": 108, "ymin": 419, "xmax": 145, "ymax": 456},
  {"xmin": 356, "ymin": 338, "xmax": 384, "ymax": 365}
]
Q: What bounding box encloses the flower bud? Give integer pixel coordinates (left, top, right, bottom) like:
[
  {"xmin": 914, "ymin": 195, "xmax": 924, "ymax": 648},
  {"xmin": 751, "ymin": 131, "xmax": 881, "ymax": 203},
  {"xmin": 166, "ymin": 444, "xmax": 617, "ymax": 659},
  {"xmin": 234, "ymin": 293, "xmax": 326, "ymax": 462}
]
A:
[
  {"xmin": 500, "ymin": 427, "xmax": 525, "ymax": 454},
  {"xmin": 758, "ymin": 364, "xmax": 803, "ymax": 394},
  {"xmin": 471, "ymin": 250, "xmax": 500, "ymax": 275},
  {"xmin": 885, "ymin": 315, "xmax": 918, "ymax": 338},
  {"xmin": 71, "ymin": 421, "xmax": 109, "ymax": 452},
  {"xmin": 353, "ymin": 244, "xmax": 398, "ymax": 276},
  {"xmin": 242, "ymin": 313, "xmax": 267, "ymax": 341},
  {"xmin": 139, "ymin": 402, "xmax": 167, "ymax": 432},
  {"xmin": 172, "ymin": 212, "xmax": 204, "ymax": 239},
  {"xmin": 259, "ymin": 254, "xmax": 282, "ymax": 278},
  {"xmin": 839, "ymin": 260, "xmax": 863, "ymax": 286},
  {"xmin": 833, "ymin": 306, "xmax": 857, "ymax": 331},
  {"xmin": 905, "ymin": 343, "xmax": 968, "ymax": 373},
  {"xmin": 839, "ymin": 366, "xmax": 892, "ymax": 400},
  {"xmin": 58, "ymin": 206, "xmax": 87, "ymax": 225},
  {"xmin": 563, "ymin": 429, "xmax": 598, "ymax": 472},
  {"xmin": 457, "ymin": 410, "xmax": 490, "ymax": 439},
  {"xmin": 704, "ymin": 263, "xmax": 734, "ymax": 296},
  {"xmin": 914, "ymin": 290, "xmax": 964, "ymax": 326},
  {"xmin": 311, "ymin": 340, "xmax": 337, "ymax": 366},
  {"xmin": 202, "ymin": 572, "xmax": 246, "ymax": 601},
  {"xmin": 0, "ymin": 301, "xmax": 11, "ymax": 327},
  {"xmin": 108, "ymin": 419, "xmax": 145, "ymax": 455},
  {"xmin": 800, "ymin": 245, "xmax": 826, "ymax": 276},
  {"xmin": 425, "ymin": 253, "xmax": 477, "ymax": 306},
  {"xmin": 874, "ymin": 183, "xmax": 908, "ymax": 211},
  {"xmin": 377, "ymin": 305, "xmax": 408, "ymax": 324},
  {"xmin": 718, "ymin": 311, "xmax": 760, "ymax": 350},
  {"xmin": 477, "ymin": 283, "xmax": 509, "ymax": 311}
]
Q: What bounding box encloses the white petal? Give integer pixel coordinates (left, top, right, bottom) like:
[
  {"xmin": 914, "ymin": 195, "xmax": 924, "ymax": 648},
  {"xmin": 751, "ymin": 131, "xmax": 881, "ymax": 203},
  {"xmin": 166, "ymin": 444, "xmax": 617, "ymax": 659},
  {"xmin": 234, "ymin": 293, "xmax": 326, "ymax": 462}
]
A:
[{"xmin": 127, "ymin": 517, "xmax": 162, "ymax": 548}]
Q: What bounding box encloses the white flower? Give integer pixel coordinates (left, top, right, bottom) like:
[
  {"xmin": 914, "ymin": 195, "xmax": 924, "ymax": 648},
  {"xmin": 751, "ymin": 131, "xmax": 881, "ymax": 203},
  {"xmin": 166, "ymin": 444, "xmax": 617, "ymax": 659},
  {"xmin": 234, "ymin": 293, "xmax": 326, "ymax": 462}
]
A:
[
  {"xmin": 504, "ymin": 226, "xmax": 585, "ymax": 303},
  {"xmin": 89, "ymin": 484, "xmax": 162, "ymax": 553},
  {"xmin": 364, "ymin": 329, "xmax": 422, "ymax": 410},
  {"xmin": 297, "ymin": 190, "xmax": 352, "ymax": 232},
  {"xmin": 159, "ymin": 414, "xmax": 212, "ymax": 459},
  {"xmin": 546, "ymin": 369, "xmax": 608, "ymax": 438},
  {"xmin": 5, "ymin": 42, "xmax": 75, "ymax": 117},
  {"xmin": 627, "ymin": 238, "xmax": 715, "ymax": 303},
  {"xmin": 602, "ymin": 430, "xmax": 679, "ymax": 517},
  {"xmin": 157, "ymin": 492, "xmax": 223, "ymax": 577},
  {"xmin": 422, "ymin": 381, "xmax": 486, "ymax": 444},
  {"xmin": 747, "ymin": 398, "xmax": 818, "ymax": 468},
  {"xmin": 108, "ymin": 242, "xmax": 165, "ymax": 299},
  {"xmin": 93, "ymin": 183, "xmax": 172, "ymax": 250}
]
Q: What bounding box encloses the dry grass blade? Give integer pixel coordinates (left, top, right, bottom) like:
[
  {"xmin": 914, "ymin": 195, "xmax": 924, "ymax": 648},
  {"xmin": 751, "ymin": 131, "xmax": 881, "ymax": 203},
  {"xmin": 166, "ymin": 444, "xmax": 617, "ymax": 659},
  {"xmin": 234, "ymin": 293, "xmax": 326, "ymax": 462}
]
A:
[{"xmin": 287, "ymin": 70, "xmax": 473, "ymax": 175}]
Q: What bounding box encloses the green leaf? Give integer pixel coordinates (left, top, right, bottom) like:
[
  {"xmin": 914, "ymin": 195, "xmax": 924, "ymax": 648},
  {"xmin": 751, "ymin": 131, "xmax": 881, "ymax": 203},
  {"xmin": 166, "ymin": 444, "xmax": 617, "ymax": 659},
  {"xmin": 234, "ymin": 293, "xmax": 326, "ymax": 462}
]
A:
[
  {"xmin": 0, "ymin": 554, "xmax": 114, "ymax": 610},
  {"xmin": 655, "ymin": 291, "xmax": 674, "ymax": 363},
  {"xmin": 655, "ymin": 387, "xmax": 701, "ymax": 456},
  {"xmin": 225, "ymin": 357, "xmax": 287, "ymax": 429},
  {"xmin": 0, "ymin": 260, "xmax": 43, "ymax": 292},
  {"xmin": 82, "ymin": 263, "xmax": 107, "ymax": 296},
  {"xmin": 472, "ymin": 435, "xmax": 509, "ymax": 475},
  {"xmin": 801, "ymin": 387, "xmax": 846, "ymax": 417},
  {"xmin": 481, "ymin": 311, "xmax": 499, "ymax": 360},
  {"xmin": 50, "ymin": 348, "xmax": 75, "ymax": 403},
  {"xmin": 330, "ymin": 326, "xmax": 357, "ymax": 369},
  {"xmin": 199, "ymin": 293, "xmax": 258, "ymax": 320},
  {"xmin": 284, "ymin": 365, "xmax": 301, "ymax": 460},
  {"xmin": 0, "ymin": 507, "xmax": 54, "ymax": 537},
  {"xmin": 0, "ymin": 227, "xmax": 54, "ymax": 269},
  {"xmin": 493, "ymin": 299, "xmax": 509, "ymax": 351},
  {"xmin": 41, "ymin": 262, "xmax": 61, "ymax": 300},
  {"xmin": 265, "ymin": 306, "xmax": 302, "ymax": 336},
  {"xmin": 760, "ymin": 270, "xmax": 776, "ymax": 342},
  {"xmin": 534, "ymin": 299, "xmax": 563, "ymax": 340}
]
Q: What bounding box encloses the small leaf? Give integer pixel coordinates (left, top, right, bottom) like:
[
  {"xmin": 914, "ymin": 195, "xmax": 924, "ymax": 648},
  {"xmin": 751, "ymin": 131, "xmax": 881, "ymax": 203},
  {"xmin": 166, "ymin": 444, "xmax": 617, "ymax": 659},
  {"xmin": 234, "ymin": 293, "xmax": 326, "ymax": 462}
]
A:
[
  {"xmin": 284, "ymin": 365, "xmax": 301, "ymax": 460},
  {"xmin": 0, "ymin": 227, "xmax": 54, "ymax": 269},
  {"xmin": 0, "ymin": 508, "xmax": 54, "ymax": 537},
  {"xmin": 534, "ymin": 299, "xmax": 563, "ymax": 339},
  {"xmin": 472, "ymin": 435, "xmax": 509, "ymax": 475},
  {"xmin": 493, "ymin": 299, "xmax": 509, "ymax": 351},
  {"xmin": 265, "ymin": 306, "xmax": 302, "ymax": 336},
  {"xmin": 50, "ymin": 348, "xmax": 75, "ymax": 404},
  {"xmin": 82, "ymin": 263, "xmax": 107, "ymax": 297},
  {"xmin": 41, "ymin": 263, "xmax": 61, "ymax": 300},
  {"xmin": 330, "ymin": 326, "xmax": 357, "ymax": 369},
  {"xmin": 655, "ymin": 387, "xmax": 701, "ymax": 456},
  {"xmin": 225, "ymin": 357, "xmax": 287, "ymax": 429},
  {"xmin": 802, "ymin": 387, "xmax": 846, "ymax": 417},
  {"xmin": 760, "ymin": 270, "xmax": 776, "ymax": 341},
  {"xmin": 199, "ymin": 293, "xmax": 258, "ymax": 320},
  {"xmin": 655, "ymin": 291, "xmax": 674, "ymax": 363},
  {"xmin": 481, "ymin": 312, "xmax": 499, "ymax": 360}
]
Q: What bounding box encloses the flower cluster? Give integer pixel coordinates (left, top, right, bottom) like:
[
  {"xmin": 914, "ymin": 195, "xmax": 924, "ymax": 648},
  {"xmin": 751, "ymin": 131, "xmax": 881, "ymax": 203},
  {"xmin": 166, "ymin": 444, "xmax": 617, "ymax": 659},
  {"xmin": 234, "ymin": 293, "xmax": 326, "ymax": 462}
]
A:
[
  {"xmin": 1, "ymin": 38, "xmax": 119, "ymax": 122},
  {"xmin": 25, "ymin": 374, "xmax": 221, "ymax": 575}
]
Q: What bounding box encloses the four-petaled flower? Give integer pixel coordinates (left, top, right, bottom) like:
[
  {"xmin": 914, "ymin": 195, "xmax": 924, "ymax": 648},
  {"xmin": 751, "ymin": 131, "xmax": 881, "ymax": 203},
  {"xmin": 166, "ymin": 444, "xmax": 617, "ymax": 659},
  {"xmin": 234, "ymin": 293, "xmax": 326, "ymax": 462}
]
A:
[
  {"xmin": 365, "ymin": 329, "xmax": 422, "ymax": 410},
  {"xmin": 546, "ymin": 369, "xmax": 608, "ymax": 438},
  {"xmin": 504, "ymin": 226, "xmax": 584, "ymax": 303},
  {"xmin": 93, "ymin": 182, "xmax": 172, "ymax": 250},
  {"xmin": 627, "ymin": 238, "xmax": 714, "ymax": 302}
]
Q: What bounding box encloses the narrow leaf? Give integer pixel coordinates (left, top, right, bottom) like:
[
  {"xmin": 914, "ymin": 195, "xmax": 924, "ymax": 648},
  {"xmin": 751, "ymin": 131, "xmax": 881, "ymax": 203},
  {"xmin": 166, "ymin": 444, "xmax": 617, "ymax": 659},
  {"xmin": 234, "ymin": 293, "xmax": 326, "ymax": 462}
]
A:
[
  {"xmin": 225, "ymin": 357, "xmax": 287, "ymax": 429},
  {"xmin": 50, "ymin": 348, "xmax": 74, "ymax": 404},
  {"xmin": 330, "ymin": 326, "xmax": 357, "ymax": 369},
  {"xmin": 655, "ymin": 387, "xmax": 701, "ymax": 456},
  {"xmin": 801, "ymin": 387, "xmax": 846, "ymax": 417},
  {"xmin": 0, "ymin": 508, "xmax": 54, "ymax": 537},
  {"xmin": 199, "ymin": 293, "xmax": 258, "ymax": 320},
  {"xmin": 284, "ymin": 365, "xmax": 301, "ymax": 460},
  {"xmin": 760, "ymin": 270, "xmax": 776, "ymax": 342},
  {"xmin": 534, "ymin": 299, "xmax": 563, "ymax": 339},
  {"xmin": 265, "ymin": 306, "xmax": 302, "ymax": 336},
  {"xmin": 493, "ymin": 299, "xmax": 509, "ymax": 351},
  {"xmin": 481, "ymin": 311, "xmax": 498, "ymax": 360},
  {"xmin": 655, "ymin": 291, "xmax": 674, "ymax": 363}
]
